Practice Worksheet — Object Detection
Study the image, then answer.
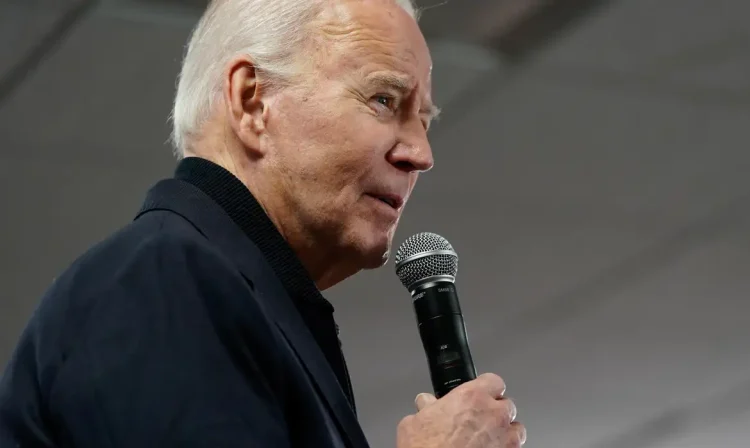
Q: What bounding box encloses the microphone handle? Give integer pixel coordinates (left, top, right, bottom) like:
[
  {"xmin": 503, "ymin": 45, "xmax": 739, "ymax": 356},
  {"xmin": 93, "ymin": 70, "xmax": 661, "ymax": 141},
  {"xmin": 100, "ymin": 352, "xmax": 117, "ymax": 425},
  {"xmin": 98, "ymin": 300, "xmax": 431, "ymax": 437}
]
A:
[{"xmin": 413, "ymin": 282, "xmax": 477, "ymax": 398}]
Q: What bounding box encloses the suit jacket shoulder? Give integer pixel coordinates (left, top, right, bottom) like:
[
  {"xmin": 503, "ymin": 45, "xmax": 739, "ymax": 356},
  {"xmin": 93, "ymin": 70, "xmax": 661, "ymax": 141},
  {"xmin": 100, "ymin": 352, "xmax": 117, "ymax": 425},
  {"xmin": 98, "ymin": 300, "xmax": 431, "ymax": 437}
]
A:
[
  {"xmin": 1, "ymin": 179, "xmax": 370, "ymax": 448},
  {"xmin": 2, "ymin": 209, "xmax": 292, "ymax": 447}
]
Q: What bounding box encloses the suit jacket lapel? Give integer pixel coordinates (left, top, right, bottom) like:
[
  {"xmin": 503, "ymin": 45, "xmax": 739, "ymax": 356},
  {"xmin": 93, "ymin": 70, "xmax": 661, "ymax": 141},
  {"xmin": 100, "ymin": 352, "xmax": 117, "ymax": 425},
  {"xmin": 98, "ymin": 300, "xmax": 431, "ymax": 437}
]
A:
[{"xmin": 137, "ymin": 179, "xmax": 370, "ymax": 448}]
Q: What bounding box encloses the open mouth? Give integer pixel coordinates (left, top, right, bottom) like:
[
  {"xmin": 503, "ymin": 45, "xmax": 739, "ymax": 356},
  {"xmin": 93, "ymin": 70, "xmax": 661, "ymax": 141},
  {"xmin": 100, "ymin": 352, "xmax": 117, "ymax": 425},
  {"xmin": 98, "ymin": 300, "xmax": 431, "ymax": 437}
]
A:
[
  {"xmin": 369, "ymin": 194, "xmax": 401, "ymax": 210},
  {"xmin": 376, "ymin": 196, "xmax": 397, "ymax": 208}
]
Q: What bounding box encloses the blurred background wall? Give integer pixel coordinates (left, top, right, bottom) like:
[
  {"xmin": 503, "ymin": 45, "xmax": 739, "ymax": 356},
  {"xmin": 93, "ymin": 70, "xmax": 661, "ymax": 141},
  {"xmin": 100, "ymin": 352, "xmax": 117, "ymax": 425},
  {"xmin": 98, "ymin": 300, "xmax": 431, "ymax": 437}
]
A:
[{"xmin": 2, "ymin": 0, "xmax": 749, "ymax": 446}]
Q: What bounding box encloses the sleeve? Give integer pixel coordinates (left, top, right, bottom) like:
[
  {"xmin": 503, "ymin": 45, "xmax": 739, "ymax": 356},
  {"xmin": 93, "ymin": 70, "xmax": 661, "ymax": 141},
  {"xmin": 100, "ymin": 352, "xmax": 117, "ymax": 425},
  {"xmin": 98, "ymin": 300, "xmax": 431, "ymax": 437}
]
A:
[
  {"xmin": 0, "ymin": 326, "xmax": 58, "ymax": 448},
  {"xmin": 45, "ymin": 232, "xmax": 292, "ymax": 448}
]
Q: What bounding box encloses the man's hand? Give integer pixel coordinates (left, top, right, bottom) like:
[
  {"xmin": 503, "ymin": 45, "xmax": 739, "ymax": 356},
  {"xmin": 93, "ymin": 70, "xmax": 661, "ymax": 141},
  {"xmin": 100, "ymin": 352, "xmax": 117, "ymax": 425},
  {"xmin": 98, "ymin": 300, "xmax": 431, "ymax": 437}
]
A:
[{"xmin": 396, "ymin": 373, "xmax": 526, "ymax": 448}]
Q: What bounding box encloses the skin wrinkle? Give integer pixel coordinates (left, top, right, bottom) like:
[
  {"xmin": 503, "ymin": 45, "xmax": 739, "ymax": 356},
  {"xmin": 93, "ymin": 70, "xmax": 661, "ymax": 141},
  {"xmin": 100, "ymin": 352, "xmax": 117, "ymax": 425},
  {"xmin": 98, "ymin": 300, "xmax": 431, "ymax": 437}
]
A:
[
  {"xmin": 197, "ymin": 0, "xmax": 435, "ymax": 291},
  {"xmin": 185, "ymin": 10, "xmax": 526, "ymax": 444},
  {"xmin": 317, "ymin": 28, "xmax": 438, "ymax": 127}
]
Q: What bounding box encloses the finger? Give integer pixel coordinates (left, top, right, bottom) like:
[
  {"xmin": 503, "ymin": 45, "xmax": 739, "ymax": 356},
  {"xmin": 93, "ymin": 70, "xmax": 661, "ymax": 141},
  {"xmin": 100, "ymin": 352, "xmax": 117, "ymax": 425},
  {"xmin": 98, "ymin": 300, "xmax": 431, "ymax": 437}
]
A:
[
  {"xmin": 414, "ymin": 393, "xmax": 437, "ymax": 412},
  {"xmin": 503, "ymin": 397, "xmax": 518, "ymax": 422},
  {"xmin": 475, "ymin": 372, "xmax": 507, "ymax": 399},
  {"xmin": 491, "ymin": 397, "xmax": 517, "ymax": 426},
  {"xmin": 510, "ymin": 422, "xmax": 527, "ymax": 446}
]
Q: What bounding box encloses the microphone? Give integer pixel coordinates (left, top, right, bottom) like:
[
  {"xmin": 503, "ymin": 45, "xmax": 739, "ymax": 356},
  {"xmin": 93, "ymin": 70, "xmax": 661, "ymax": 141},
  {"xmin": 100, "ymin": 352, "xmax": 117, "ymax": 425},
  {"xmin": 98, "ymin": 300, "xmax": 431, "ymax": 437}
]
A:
[{"xmin": 394, "ymin": 232, "xmax": 477, "ymax": 398}]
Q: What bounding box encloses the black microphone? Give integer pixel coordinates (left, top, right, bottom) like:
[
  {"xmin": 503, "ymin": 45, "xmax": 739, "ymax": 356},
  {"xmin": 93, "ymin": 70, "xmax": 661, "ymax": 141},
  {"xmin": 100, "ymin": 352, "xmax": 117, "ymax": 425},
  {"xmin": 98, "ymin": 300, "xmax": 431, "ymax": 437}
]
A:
[{"xmin": 394, "ymin": 232, "xmax": 477, "ymax": 398}]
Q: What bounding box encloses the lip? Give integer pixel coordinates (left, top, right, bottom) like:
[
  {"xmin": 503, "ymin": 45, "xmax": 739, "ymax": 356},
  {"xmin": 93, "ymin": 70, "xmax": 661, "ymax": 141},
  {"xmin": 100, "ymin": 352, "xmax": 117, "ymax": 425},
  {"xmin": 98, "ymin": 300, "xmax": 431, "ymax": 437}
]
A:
[{"xmin": 366, "ymin": 192, "xmax": 405, "ymax": 211}]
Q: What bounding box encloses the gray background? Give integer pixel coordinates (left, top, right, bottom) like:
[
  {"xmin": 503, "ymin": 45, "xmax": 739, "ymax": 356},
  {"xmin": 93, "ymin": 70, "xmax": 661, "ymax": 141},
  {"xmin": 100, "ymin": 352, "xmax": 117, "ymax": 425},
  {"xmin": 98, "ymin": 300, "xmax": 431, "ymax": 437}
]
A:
[{"xmin": 2, "ymin": 0, "xmax": 749, "ymax": 447}]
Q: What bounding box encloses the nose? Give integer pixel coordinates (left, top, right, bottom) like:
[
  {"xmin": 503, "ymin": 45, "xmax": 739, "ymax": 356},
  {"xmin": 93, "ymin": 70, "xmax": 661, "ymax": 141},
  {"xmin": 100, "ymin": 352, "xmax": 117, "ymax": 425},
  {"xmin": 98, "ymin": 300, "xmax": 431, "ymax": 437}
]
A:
[{"xmin": 387, "ymin": 121, "xmax": 434, "ymax": 173}]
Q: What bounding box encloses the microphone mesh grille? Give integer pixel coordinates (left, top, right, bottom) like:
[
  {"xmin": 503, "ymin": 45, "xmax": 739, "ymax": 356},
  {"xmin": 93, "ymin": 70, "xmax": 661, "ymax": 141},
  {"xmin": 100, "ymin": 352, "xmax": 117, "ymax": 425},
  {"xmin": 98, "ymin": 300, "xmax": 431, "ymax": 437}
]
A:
[{"xmin": 394, "ymin": 232, "xmax": 458, "ymax": 289}]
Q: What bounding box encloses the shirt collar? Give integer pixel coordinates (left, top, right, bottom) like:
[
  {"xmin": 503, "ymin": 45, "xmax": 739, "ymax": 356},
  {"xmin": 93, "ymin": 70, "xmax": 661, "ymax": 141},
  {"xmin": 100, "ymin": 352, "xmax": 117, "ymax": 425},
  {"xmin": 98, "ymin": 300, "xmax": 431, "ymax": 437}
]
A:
[{"xmin": 174, "ymin": 156, "xmax": 334, "ymax": 312}]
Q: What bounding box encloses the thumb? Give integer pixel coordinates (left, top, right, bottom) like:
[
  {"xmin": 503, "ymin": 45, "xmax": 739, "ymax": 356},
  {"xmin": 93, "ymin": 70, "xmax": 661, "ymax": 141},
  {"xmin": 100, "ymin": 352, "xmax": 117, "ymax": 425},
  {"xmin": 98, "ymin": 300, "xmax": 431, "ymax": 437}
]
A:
[{"xmin": 414, "ymin": 393, "xmax": 437, "ymax": 412}]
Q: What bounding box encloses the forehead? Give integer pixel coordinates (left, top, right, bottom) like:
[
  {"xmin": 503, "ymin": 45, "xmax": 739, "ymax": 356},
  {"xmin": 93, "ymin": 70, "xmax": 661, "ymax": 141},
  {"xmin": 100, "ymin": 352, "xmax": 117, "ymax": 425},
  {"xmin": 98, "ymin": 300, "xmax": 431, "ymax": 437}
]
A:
[{"xmin": 316, "ymin": 0, "xmax": 433, "ymax": 83}]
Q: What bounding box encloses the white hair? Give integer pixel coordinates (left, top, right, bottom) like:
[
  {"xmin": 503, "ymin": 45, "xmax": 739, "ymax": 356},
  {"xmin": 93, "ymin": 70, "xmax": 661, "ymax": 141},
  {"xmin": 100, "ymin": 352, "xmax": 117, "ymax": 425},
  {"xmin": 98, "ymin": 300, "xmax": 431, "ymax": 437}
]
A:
[{"xmin": 170, "ymin": 0, "xmax": 419, "ymax": 157}]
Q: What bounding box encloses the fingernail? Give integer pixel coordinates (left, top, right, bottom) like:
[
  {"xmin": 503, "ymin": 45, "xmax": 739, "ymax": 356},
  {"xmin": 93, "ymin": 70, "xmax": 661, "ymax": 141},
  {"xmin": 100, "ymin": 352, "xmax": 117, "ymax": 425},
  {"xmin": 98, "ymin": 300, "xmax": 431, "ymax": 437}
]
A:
[
  {"xmin": 415, "ymin": 393, "xmax": 436, "ymax": 411},
  {"xmin": 508, "ymin": 399, "xmax": 518, "ymax": 421}
]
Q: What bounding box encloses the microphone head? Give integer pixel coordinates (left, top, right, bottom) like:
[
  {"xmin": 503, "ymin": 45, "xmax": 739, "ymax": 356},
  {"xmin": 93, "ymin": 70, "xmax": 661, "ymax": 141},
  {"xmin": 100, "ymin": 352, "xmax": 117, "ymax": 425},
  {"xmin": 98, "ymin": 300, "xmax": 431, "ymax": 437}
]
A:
[{"xmin": 394, "ymin": 232, "xmax": 459, "ymax": 292}]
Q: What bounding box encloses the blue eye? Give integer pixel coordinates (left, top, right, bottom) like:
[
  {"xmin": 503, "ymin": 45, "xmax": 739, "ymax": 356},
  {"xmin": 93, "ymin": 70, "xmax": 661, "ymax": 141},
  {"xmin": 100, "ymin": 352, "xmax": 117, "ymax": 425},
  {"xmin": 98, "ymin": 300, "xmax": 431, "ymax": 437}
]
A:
[{"xmin": 373, "ymin": 95, "xmax": 396, "ymax": 110}]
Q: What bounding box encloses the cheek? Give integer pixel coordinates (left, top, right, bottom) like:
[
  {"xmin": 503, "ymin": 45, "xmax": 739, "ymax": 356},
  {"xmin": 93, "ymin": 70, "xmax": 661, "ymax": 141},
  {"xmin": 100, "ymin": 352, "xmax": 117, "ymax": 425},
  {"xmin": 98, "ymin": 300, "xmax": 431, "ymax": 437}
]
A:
[
  {"xmin": 339, "ymin": 111, "xmax": 399, "ymax": 159},
  {"xmin": 272, "ymin": 91, "xmax": 398, "ymax": 192},
  {"xmin": 303, "ymin": 113, "xmax": 396, "ymax": 179}
]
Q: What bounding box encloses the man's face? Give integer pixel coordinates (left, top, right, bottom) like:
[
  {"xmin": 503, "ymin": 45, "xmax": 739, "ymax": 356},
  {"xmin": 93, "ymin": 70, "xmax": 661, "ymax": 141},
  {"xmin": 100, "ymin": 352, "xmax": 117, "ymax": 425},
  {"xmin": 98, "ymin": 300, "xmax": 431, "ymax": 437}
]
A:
[{"xmin": 261, "ymin": 0, "xmax": 436, "ymax": 270}]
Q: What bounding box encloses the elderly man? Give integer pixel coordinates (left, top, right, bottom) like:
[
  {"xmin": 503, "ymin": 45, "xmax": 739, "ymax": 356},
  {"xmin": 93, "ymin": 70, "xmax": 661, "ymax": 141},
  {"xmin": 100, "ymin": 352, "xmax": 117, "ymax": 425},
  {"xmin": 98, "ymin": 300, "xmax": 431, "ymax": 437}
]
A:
[{"xmin": 0, "ymin": 0, "xmax": 525, "ymax": 446}]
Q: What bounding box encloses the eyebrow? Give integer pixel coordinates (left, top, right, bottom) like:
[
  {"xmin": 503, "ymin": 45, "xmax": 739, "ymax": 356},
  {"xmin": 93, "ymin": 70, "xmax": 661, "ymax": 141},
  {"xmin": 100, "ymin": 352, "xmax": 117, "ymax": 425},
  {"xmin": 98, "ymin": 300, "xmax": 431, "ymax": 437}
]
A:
[
  {"xmin": 424, "ymin": 103, "xmax": 442, "ymax": 122},
  {"xmin": 364, "ymin": 71, "xmax": 442, "ymax": 122}
]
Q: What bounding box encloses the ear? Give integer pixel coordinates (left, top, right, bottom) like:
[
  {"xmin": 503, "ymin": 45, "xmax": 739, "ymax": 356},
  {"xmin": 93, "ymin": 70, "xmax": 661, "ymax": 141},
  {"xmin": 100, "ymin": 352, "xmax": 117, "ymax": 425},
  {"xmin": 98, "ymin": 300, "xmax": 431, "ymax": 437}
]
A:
[{"xmin": 223, "ymin": 55, "xmax": 269, "ymax": 157}]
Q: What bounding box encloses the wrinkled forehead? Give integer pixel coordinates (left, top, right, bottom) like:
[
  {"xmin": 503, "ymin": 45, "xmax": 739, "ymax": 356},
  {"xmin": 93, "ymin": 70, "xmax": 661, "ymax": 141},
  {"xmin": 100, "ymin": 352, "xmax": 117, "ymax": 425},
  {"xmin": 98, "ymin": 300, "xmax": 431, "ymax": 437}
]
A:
[{"xmin": 313, "ymin": 0, "xmax": 433, "ymax": 81}]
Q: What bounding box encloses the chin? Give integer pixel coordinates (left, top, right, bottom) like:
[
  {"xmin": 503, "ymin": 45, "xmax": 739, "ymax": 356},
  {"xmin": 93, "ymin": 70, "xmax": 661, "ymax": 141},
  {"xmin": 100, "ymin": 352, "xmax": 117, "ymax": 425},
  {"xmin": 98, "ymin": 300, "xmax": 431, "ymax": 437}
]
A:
[
  {"xmin": 350, "ymin": 229, "xmax": 394, "ymax": 270},
  {"xmin": 339, "ymin": 213, "xmax": 399, "ymax": 270},
  {"xmin": 360, "ymin": 248, "xmax": 390, "ymax": 270}
]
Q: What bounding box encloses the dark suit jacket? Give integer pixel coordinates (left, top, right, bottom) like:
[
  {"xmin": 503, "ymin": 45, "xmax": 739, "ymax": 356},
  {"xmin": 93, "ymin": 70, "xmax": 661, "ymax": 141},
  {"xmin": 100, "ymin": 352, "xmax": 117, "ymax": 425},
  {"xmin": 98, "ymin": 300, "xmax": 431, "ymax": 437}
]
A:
[{"xmin": 0, "ymin": 176, "xmax": 370, "ymax": 448}]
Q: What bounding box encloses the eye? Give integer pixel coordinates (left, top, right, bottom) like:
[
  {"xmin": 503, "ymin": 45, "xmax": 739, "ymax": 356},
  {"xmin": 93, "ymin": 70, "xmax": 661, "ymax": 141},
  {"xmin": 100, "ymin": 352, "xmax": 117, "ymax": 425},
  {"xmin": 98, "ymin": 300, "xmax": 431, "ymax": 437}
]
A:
[{"xmin": 372, "ymin": 94, "xmax": 397, "ymax": 111}]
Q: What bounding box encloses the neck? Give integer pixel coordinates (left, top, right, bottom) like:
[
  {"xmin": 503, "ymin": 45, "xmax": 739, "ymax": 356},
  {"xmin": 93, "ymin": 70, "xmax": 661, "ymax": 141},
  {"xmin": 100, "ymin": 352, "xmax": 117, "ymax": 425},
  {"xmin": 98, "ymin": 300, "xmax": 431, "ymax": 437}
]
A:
[
  {"xmin": 188, "ymin": 139, "xmax": 357, "ymax": 291},
  {"xmin": 248, "ymin": 180, "xmax": 360, "ymax": 291}
]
